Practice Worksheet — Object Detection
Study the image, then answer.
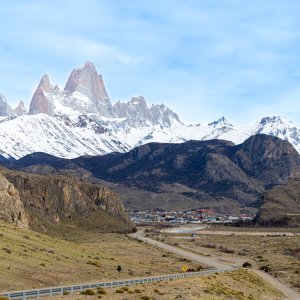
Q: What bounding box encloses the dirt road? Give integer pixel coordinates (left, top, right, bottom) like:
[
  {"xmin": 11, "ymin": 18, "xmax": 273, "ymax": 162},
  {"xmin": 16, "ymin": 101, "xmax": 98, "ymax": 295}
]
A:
[
  {"xmin": 130, "ymin": 230, "xmax": 300, "ymax": 300},
  {"xmin": 130, "ymin": 230, "xmax": 236, "ymax": 269}
]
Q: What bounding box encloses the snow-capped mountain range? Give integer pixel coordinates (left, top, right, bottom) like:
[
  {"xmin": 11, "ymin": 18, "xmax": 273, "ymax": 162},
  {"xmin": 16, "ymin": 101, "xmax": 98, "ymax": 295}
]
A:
[{"xmin": 1, "ymin": 61, "xmax": 300, "ymax": 159}]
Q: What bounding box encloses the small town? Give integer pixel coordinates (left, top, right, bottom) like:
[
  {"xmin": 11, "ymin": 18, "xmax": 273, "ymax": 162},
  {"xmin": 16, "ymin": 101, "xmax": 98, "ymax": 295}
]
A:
[{"xmin": 128, "ymin": 208, "xmax": 254, "ymax": 224}]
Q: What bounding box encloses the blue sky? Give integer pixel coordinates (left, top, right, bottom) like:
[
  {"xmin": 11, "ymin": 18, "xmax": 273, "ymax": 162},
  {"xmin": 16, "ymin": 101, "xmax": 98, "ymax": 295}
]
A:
[{"xmin": 1, "ymin": 0, "xmax": 300, "ymax": 124}]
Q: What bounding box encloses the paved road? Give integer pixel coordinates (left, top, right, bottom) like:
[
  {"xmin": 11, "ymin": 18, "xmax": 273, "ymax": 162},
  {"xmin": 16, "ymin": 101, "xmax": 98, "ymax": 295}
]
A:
[{"xmin": 130, "ymin": 230, "xmax": 300, "ymax": 300}]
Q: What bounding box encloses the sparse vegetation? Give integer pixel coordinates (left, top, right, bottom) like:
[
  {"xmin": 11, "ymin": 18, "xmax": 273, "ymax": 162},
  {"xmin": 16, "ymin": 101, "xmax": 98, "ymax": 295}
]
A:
[
  {"xmin": 157, "ymin": 227, "xmax": 300, "ymax": 291},
  {"xmin": 30, "ymin": 269, "xmax": 283, "ymax": 299},
  {"xmin": 0, "ymin": 221, "xmax": 199, "ymax": 292}
]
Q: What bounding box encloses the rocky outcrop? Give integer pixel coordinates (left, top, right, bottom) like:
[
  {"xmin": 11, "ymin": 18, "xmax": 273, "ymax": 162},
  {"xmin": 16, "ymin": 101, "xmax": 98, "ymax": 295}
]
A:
[
  {"xmin": 233, "ymin": 134, "xmax": 300, "ymax": 185},
  {"xmin": 0, "ymin": 169, "xmax": 135, "ymax": 233},
  {"xmin": 29, "ymin": 75, "xmax": 56, "ymax": 115},
  {"xmin": 255, "ymin": 177, "xmax": 300, "ymax": 227},
  {"xmin": 0, "ymin": 172, "xmax": 28, "ymax": 228}
]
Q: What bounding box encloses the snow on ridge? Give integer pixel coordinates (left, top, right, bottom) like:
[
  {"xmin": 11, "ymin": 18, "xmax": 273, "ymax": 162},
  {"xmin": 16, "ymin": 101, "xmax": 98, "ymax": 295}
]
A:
[{"xmin": 0, "ymin": 113, "xmax": 300, "ymax": 160}]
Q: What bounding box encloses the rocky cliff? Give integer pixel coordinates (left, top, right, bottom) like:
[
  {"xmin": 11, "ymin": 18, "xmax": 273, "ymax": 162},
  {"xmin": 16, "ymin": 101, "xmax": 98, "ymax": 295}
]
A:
[
  {"xmin": 255, "ymin": 177, "xmax": 300, "ymax": 227},
  {"xmin": 0, "ymin": 169, "xmax": 135, "ymax": 233},
  {"xmin": 0, "ymin": 172, "xmax": 29, "ymax": 228}
]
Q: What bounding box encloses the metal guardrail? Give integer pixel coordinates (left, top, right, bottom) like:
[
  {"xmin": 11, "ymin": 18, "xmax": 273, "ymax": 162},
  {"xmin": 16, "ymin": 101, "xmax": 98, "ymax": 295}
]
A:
[{"xmin": 1, "ymin": 267, "xmax": 239, "ymax": 299}]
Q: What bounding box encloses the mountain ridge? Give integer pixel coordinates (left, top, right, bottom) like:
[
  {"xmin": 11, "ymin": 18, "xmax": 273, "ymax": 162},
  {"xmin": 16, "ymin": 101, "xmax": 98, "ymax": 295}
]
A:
[
  {"xmin": 6, "ymin": 134, "xmax": 300, "ymax": 212},
  {"xmin": 1, "ymin": 62, "xmax": 300, "ymax": 159}
]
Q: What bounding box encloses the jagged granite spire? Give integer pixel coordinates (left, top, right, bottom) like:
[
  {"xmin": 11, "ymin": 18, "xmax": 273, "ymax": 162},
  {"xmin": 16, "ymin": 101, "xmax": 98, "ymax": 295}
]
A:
[
  {"xmin": 29, "ymin": 74, "xmax": 55, "ymax": 115},
  {"xmin": 63, "ymin": 61, "xmax": 112, "ymax": 116}
]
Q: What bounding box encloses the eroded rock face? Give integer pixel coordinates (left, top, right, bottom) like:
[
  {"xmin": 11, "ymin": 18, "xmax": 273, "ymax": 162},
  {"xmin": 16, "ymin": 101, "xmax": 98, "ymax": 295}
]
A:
[
  {"xmin": 0, "ymin": 170, "xmax": 134, "ymax": 233},
  {"xmin": 233, "ymin": 134, "xmax": 300, "ymax": 185},
  {"xmin": 0, "ymin": 172, "xmax": 28, "ymax": 228}
]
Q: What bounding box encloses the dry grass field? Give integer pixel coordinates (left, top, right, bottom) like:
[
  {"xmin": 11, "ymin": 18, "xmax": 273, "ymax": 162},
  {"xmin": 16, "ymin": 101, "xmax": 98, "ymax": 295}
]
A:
[
  {"xmin": 42, "ymin": 269, "xmax": 284, "ymax": 300},
  {"xmin": 0, "ymin": 222, "xmax": 200, "ymax": 292},
  {"xmin": 152, "ymin": 228, "xmax": 300, "ymax": 292}
]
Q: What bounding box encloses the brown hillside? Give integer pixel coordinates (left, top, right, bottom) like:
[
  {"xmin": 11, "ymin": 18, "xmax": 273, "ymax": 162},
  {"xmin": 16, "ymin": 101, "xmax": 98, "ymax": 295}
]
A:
[
  {"xmin": 0, "ymin": 169, "xmax": 135, "ymax": 235},
  {"xmin": 256, "ymin": 177, "xmax": 300, "ymax": 227}
]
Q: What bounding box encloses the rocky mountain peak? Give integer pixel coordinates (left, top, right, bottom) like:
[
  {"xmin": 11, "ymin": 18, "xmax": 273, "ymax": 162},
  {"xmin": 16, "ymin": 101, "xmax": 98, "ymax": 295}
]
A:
[
  {"xmin": 29, "ymin": 74, "xmax": 55, "ymax": 115},
  {"xmin": 112, "ymin": 96, "xmax": 181, "ymax": 127},
  {"xmin": 13, "ymin": 101, "xmax": 27, "ymax": 116},
  {"xmin": 150, "ymin": 103, "xmax": 181, "ymax": 126},
  {"xmin": 0, "ymin": 93, "xmax": 12, "ymax": 116},
  {"xmin": 63, "ymin": 61, "xmax": 112, "ymax": 116},
  {"xmin": 39, "ymin": 74, "xmax": 51, "ymax": 92},
  {"xmin": 209, "ymin": 116, "xmax": 233, "ymax": 128},
  {"xmin": 130, "ymin": 96, "xmax": 147, "ymax": 107}
]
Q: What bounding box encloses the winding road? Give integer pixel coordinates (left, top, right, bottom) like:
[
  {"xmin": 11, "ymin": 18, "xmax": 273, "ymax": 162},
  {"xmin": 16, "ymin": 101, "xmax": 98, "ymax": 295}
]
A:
[{"xmin": 130, "ymin": 228, "xmax": 300, "ymax": 300}]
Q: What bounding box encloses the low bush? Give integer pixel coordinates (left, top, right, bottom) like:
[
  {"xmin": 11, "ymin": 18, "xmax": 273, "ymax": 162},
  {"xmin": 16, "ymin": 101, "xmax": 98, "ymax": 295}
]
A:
[
  {"xmin": 242, "ymin": 262, "xmax": 252, "ymax": 268},
  {"xmin": 97, "ymin": 288, "xmax": 106, "ymax": 295},
  {"xmin": 202, "ymin": 243, "xmax": 216, "ymax": 249},
  {"xmin": 81, "ymin": 289, "xmax": 96, "ymax": 295},
  {"xmin": 260, "ymin": 265, "xmax": 270, "ymax": 273}
]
